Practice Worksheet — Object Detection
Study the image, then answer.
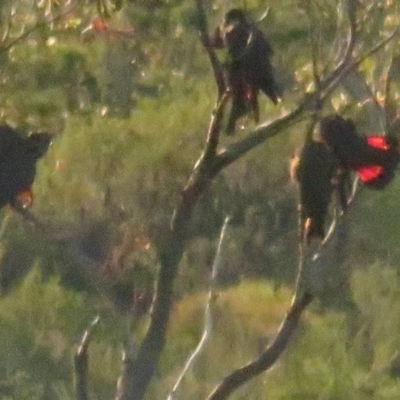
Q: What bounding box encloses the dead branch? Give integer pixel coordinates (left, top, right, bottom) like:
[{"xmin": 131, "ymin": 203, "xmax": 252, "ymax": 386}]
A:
[
  {"xmin": 320, "ymin": 24, "xmax": 400, "ymax": 102},
  {"xmin": 203, "ymin": 92, "xmax": 230, "ymax": 159},
  {"xmin": 206, "ymin": 169, "xmax": 356, "ymax": 400},
  {"xmin": 111, "ymin": 3, "xmax": 400, "ymax": 399},
  {"xmin": 112, "ymin": 5, "xmax": 232, "ymax": 398},
  {"xmin": 306, "ymin": 3, "xmax": 322, "ymax": 89},
  {"xmin": 321, "ymin": 0, "xmax": 358, "ymax": 92},
  {"xmin": 112, "ymin": 81, "xmax": 229, "ymax": 400},
  {"xmin": 214, "ymin": 96, "xmax": 311, "ymax": 171},
  {"xmin": 214, "ymin": 25, "xmax": 399, "ymax": 173},
  {"xmin": 206, "ymin": 292, "xmax": 313, "ymax": 400},
  {"xmin": 168, "ymin": 217, "xmax": 230, "ymax": 399},
  {"xmin": 74, "ymin": 316, "xmax": 100, "ymax": 400},
  {"xmin": 194, "ymin": 0, "xmax": 226, "ymax": 98}
]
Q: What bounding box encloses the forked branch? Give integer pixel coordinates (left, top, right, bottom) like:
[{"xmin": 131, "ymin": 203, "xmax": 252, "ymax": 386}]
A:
[
  {"xmin": 113, "ymin": 3, "xmax": 400, "ymax": 399},
  {"xmin": 214, "ymin": 24, "xmax": 399, "ymax": 172}
]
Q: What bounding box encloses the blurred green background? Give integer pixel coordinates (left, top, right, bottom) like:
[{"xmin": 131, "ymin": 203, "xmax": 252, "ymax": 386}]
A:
[{"xmin": 1, "ymin": 0, "xmax": 400, "ymax": 399}]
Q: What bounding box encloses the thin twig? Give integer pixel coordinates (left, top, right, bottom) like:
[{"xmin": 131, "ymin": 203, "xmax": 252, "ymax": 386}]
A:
[
  {"xmin": 168, "ymin": 217, "xmax": 230, "ymax": 400},
  {"xmin": 303, "ymin": 0, "xmax": 359, "ymax": 141},
  {"xmin": 206, "ymin": 172, "xmax": 357, "ymax": 400},
  {"xmin": 320, "ymin": 25, "xmax": 399, "ymax": 102},
  {"xmin": 321, "ymin": 0, "xmax": 358, "ymax": 91},
  {"xmin": 0, "ymin": 2, "xmax": 78, "ymax": 55},
  {"xmin": 213, "ymin": 25, "xmax": 400, "ymax": 174},
  {"xmin": 74, "ymin": 316, "xmax": 100, "ymax": 400},
  {"xmin": 110, "ymin": 3, "xmax": 400, "ymax": 399},
  {"xmin": 307, "ymin": 3, "xmax": 321, "ymax": 90}
]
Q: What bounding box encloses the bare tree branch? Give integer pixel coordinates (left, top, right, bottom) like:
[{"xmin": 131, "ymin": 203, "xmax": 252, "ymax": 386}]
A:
[
  {"xmin": 7, "ymin": 3, "xmax": 395, "ymax": 400},
  {"xmin": 204, "ymin": 92, "xmax": 230, "ymax": 159},
  {"xmin": 112, "ymin": 104, "xmax": 228, "ymax": 399},
  {"xmin": 306, "ymin": 2, "xmax": 322, "ymax": 89},
  {"xmin": 168, "ymin": 217, "xmax": 230, "ymax": 400},
  {"xmin": 320, "ymin": 25, "xmax": 399, "ymax": 102},
  {"xmin": 320, "ymin": 0, "xmax": 358, "ymax": 91},
  {"xmin": 74, "ymin": 316, "xmax": 100, "ymax": 400},
  {"xmin": 213, "ymin": 25, "xmax": 400, "ymax": 173},
  {"xmin": 111, "ymin": 3, "xmax": 400, "ymax": 399},
  {"xmin": 194, "ymin": 0, "xmax": 226, "ymax": 98},
  {"xmin": 206, "ymin": 172, "xmax": 357, "ymax": 400},
  {"xmin": 206, "ymin": 292, "xmax": 313, "ymax": 400},
  {"xmin": 112, "ymin": 4, "xmax": 231, "ymax": 399},
  {"xmin": 215, "ymin": 103, "xmax": 307, "ymax": 171}
]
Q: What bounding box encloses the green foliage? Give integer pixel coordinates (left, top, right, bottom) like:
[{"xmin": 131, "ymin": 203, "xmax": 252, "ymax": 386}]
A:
[
  {"xmin": 0, "ymin": 263, "xmax": 128, "ymax": 399},
  {"xmin": 348, "ymin": 176, "xmax": 400, "ymax": 264},
  {"xmin": 352, "ymin": 264, "xmax": 400, "ymax": 368},
  {"xmin": 147, "ymin": 280, "xmax": 292, "ymax": 399},
  {"xmin": 0, "ymin": 265, "xmax": 83, "ymax": 399},
  {"xmin": 0, "ymin": 0, "xmax": 400, "ymax": 399},
  {"xmin": 148, "ymin": 269, "xmax": 400, "ymax": 399},
  {"xmin": 5, "ymin": 265, "xmax": 400, "ymax": 399},
  {"xmin": 31, "ymin": 76, "xmax": 215, "ymax": 223}
]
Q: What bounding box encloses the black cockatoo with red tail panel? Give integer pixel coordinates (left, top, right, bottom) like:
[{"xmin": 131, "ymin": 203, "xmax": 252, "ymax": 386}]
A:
[
  {"xmin": 213, "ymin": 8, "xmax": 282, "ymax": 134},
  {"xmin": 292, "ymin": 114, "xmax": 400, "ymax": 243},
  {"xmin": 0, "ymin": 126, "xmax": 52, "ymax": 209},
  {"xmin": 319, "ymin": 115, "xmax": 400, "ymax": 190}
]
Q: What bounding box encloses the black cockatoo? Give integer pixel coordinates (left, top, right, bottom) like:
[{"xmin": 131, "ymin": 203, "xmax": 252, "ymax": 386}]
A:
[
  {"xmin": 291, "ymin": 141, "xmax": 336, "ymax": 242},
  {"xmin": 319, "ymin": 115, "xmax": 400, "ymax": 191},
  {"xmin": 213, "ymin": 8, "xmax": 282, "ymax": 134},
  {"xmin": 0, "ymin": 126, "xmax": 52, "ymax": 209},
  {"xmin": 292, "ymin": 115, "xmax": 400, "ymax": 243}
]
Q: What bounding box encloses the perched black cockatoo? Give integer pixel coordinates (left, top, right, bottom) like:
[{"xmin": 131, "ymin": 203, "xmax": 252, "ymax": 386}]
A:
[
  {"xmin": 291, "ymin": 141, "xmax": 336, "ymax": 242},
  {"xmin": 213, "ymin": 8, "xmax": 282, "ymax": 134},
  {"xmin": 0, "ymin": 126, "xmax": 52, "ymax": 209},
  {"xmin": 319, "ymin": 115, "xmax": 400, "ymax": 190},
  {"xmin": 292, "ymin": 115, "xmax": 400, "ymax": 243}
]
